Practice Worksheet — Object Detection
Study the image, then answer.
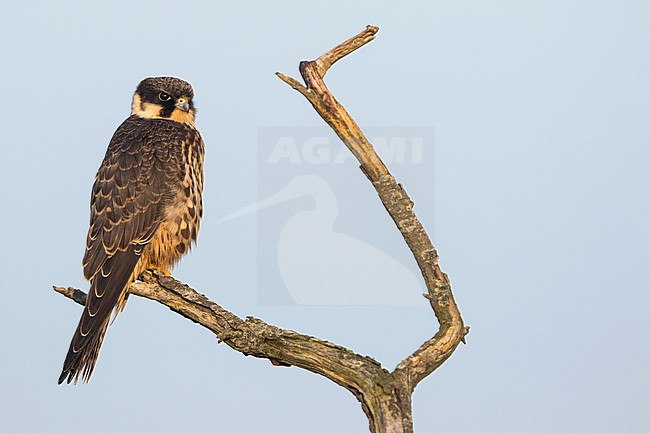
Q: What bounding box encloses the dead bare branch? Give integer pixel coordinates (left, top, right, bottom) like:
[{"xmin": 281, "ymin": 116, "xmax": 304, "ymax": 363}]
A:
[{"xmin": 56, "ymin": 25, "xmax": 466, "ymax": 433}]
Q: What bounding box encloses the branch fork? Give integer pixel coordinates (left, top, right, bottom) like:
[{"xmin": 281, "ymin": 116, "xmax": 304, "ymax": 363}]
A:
[{"xmin": 56, "ymin": 25, "xmax": 467, "ymax": 433}]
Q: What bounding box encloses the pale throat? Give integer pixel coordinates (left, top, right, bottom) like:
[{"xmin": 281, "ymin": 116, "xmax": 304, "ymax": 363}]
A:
[{"xmin": 130, "ymin": 93, "xmax": 195, "ymax": 125}]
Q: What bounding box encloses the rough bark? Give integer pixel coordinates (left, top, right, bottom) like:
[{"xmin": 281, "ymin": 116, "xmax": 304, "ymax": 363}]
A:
[{"xmin": 55, "ymin": 25, "xmax": 467, "ymax": 433}]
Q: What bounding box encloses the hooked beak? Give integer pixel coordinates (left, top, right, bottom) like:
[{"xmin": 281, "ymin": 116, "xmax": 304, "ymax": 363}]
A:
[{"xmin": 175, "ymin": 98, "xmax": 190, "ymax": 112}]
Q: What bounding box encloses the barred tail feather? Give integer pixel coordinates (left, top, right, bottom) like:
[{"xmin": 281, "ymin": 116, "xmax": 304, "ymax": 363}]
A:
[
  {"xmin": 58, "ymin": 312, "xmax": 111, "ymax": 384},
  {"xmin": 58, "ymin": 247, "xmax": 140, "ymax": 384}
]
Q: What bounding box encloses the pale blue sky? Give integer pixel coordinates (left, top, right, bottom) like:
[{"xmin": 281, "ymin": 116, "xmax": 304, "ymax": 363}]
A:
[{"xmin": 1, "ymin": 1, "xmax": 648, "ymax": 432}]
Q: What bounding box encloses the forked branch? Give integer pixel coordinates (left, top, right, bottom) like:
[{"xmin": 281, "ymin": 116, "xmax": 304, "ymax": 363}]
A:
[{"xmin": 56, "ymin": 25, "xmax": 467, "ymax": 433}]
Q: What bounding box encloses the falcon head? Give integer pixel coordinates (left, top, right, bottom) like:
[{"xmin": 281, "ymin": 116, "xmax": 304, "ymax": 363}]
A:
[{"xmin": 131, "ymin": 77, "xmax": 196, "ymax": 125}]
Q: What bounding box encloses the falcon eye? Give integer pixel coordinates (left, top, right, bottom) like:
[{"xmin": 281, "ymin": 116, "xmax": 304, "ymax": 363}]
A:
[{"xmin": 158, "ymin": 92, "xmax": 172, "ymax": 102}]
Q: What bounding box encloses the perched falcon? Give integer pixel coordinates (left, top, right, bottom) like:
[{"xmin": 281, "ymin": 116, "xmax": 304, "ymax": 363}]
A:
[{"xmin": 58, "ymin": 77, "xmax": 205, "ymax": 384}]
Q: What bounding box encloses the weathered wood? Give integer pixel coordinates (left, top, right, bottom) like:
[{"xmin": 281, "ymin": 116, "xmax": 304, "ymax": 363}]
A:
[{"xmin": 56, "ymin": 25, "xmax": 467, "ymax": 433}]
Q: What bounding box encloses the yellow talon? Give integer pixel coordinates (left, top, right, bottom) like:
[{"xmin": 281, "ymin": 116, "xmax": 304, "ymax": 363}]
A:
[{"xmin": 148, "ymin": 265, "xmax": 171, "ymax": 276}]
